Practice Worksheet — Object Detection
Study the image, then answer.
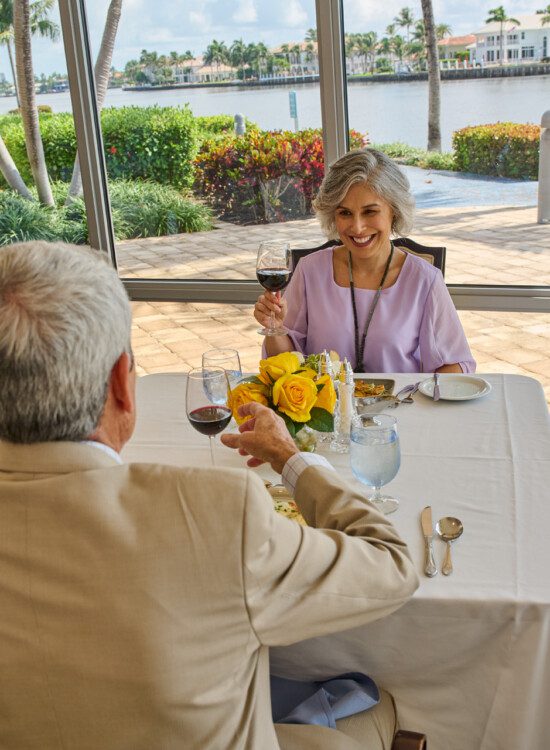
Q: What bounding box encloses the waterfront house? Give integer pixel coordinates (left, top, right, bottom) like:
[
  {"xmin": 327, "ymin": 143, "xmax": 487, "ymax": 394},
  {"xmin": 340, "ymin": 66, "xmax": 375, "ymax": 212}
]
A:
[
  {"xmin": 437, "ymin": 34, "xmax": 477, "ymax": 62},
  {"xmin": 472, "ymin": 14, "xmax": 549, "ymax": 65}
]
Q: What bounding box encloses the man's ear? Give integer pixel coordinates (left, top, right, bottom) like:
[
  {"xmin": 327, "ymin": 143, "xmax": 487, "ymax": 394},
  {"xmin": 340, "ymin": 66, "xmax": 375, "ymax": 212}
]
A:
[{"xmin": 109, "ymin": 352, "xmax": 134, "ymax": 413}]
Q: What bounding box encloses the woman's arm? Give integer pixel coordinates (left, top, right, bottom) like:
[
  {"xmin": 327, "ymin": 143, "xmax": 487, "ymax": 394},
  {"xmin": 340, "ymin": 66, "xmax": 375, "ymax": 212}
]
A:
[{"xmin": 419, "ymin": 272, "xmax": 476, "ymax": 374}]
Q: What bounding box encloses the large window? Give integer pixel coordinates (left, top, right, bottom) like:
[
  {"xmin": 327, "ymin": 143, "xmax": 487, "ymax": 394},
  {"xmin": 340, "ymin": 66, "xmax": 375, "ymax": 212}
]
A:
[{"xmin": 86, "ymin": 0, "xmax": 321, "ymax": 285}]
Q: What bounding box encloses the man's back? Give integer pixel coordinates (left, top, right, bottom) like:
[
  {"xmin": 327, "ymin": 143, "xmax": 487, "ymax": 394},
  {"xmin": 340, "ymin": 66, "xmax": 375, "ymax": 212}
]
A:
[{"xmin": 0, "ymin": 440, "xmax": 416, "ymax": 750}]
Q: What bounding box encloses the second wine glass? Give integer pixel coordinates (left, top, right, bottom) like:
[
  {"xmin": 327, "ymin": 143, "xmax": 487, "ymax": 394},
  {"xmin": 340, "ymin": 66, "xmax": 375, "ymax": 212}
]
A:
[
  {"xmin": 256, "ymin": 241, "xmax": 291, "ymax": 336},
  {"xmin": 186, "ymin": 367, "xmax": 232, "ymax": 465}
]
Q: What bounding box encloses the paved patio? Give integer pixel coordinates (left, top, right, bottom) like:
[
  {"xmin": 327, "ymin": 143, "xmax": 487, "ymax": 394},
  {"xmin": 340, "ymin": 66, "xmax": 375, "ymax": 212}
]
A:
[{"xmin": 118, "ymin": 204, "xmax": 550, "ymax": 403}]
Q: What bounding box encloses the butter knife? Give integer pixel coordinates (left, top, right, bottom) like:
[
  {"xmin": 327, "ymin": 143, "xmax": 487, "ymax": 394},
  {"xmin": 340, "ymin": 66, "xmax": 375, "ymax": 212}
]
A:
[{"xmin": 421, "ymin": 506, "xmax": 438, "ymax": 577}]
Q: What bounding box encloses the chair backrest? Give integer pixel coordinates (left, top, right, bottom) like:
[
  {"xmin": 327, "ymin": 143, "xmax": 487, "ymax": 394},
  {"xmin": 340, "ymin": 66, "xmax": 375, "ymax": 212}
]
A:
[{"xmin": 291, "ymin": 238, "xmax": 446, "ymax": 277}]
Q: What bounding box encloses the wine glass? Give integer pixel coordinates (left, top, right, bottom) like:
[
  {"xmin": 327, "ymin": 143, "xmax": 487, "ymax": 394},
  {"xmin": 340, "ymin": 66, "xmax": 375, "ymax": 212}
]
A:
[
  {"xmin": 186, "ymin": 367, "xmax": 232, "ymax": 465},
  {"xmin": 350, "ymin": 414, "xmax": 401, "ymax": 514},
  {"xmin": 256, "ymin": 241, "xmax": 291, "ymax": 336},
  {"xmin": 202, "ymin": 348, "xmax": 242, "ymax": 393}
]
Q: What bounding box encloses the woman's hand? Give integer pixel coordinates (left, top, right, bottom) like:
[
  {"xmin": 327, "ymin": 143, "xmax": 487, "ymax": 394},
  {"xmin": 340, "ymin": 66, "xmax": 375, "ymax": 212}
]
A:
[{"xmin": 254, "ymin": 291, "xmax": 287, "ymax": 330}]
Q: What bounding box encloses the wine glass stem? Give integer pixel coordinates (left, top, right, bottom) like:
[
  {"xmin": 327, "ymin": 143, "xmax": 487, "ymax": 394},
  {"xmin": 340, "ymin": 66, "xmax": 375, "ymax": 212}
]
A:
[
  {"xmin": 209, "ymin": 436, "xmax": 216, "ymax": 465},
  {"xmin": 371, "ymin": 486, "xmax": 382, "ymax": 503}
]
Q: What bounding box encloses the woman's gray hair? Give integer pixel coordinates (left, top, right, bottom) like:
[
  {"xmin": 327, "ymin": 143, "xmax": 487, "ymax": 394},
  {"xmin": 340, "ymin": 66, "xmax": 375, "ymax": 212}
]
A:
[
  {"xmin": 0, "ymin": 241, "xmax": 132, "ymax": 444},
  {"xmin": 313, "ymin": 148, "xmax": 415, "ymax": 238}
]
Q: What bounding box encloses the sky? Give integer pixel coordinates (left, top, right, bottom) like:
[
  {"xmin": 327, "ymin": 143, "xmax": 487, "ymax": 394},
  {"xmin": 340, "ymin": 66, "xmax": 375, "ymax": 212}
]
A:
[{"xmin": 0, "ymin": 0, "xmax": 544, "ymax": 79}]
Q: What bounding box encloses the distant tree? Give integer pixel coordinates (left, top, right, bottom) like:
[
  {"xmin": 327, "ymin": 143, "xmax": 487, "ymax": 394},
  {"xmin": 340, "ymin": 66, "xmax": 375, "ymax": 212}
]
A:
[
  {"xmin": 421, "ymin": 0, "xmax": 441, "ymax": 151},
  {"xmin": 305, "ymin": 27, "xmax": 317, "ymax": 42},
  {"xmin": 391, "ymin": 34, "xmax": 406, "ymax": 63},
  {"xmin": 230, "ymin": 38, "xmax": 247, "ymax": 80},
  {"xmin": 394, "ymin": 7, "xmax": 415, "ymax": 42},
  {"xmin": 204, "ymin": 39, "xmax": 229, "ymax": 79},
  {"xmin": 356, "ymin": 31, "xmax": 378, "ymax": 73},
  {"xmin": 485, "ymin": 6, "xmax": 520, "ymax": 65}
]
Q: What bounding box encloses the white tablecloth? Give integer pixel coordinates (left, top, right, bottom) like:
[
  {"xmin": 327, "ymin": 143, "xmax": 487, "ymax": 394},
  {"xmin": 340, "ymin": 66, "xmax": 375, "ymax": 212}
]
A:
[{"xmin": 123, "ymin": 373, "xmax": 550, "ymax": 750}]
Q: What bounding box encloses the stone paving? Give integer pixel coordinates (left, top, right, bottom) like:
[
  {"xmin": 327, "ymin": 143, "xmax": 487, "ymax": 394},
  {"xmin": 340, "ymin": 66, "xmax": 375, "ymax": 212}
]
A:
[{"xmin": 118, "ymin": 204, "xmax": 550, "ymax": 403}]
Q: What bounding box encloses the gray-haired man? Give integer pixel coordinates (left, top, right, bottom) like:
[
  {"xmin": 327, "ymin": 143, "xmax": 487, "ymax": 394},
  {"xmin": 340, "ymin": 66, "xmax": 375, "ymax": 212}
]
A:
[{"xmin": 0, "ymin": 241, "xmax": 417, "ymax": 750}]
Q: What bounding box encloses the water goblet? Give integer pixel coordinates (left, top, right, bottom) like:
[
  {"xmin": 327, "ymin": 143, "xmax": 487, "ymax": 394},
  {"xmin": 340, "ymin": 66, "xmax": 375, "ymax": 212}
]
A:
[
  {"xmin": 256, "ymin": 241, "xmax": 291, "ymax": 336},
  {"xmin": 202, "ymin": 348, "xmax": 243, "ymax": 393},
  {"xmin": 350, "ymin": 413, "xmax": 401, "ymax": 514},
  {"xmin": 186, "ymin": 367, "xmax": 232, "ymax": 465}
]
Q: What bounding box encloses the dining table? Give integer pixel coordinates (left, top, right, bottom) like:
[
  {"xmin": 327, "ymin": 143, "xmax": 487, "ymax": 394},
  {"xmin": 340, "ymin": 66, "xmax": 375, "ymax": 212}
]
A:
[{"xmin": 122, "ymin": 371, "xmax": 550, "ymax": 750}]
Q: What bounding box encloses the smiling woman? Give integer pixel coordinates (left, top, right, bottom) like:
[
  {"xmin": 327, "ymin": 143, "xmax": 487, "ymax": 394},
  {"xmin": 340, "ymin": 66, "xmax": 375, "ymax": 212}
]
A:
[{"xmin": 254, "ymin": 148, "xmax": 476, "ymax": 374}]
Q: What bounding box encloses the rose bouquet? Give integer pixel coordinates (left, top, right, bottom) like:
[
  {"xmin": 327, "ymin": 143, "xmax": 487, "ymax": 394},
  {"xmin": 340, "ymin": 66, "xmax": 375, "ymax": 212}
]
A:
[{"xmin": 228, "ymin": 352, "xmax": 336, "ymax": 440}]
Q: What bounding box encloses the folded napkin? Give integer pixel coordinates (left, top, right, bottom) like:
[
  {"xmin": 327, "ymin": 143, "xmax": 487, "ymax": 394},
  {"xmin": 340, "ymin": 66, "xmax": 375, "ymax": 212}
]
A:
[{"xmin": 271, "ymin": 672, "xmax": 379, "ymax": 728}]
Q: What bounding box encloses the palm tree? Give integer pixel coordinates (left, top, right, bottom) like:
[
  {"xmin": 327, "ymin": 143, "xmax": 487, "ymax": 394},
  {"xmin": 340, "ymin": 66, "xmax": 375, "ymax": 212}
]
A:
[
  {"xmin": 305, "ymin": 28, "xmax": 317, "ymax": 43},
  {"xmin": 230, "ymin": 38, "xmax": 247, "ymax": 80},
  {"xmin": 394, "ymin": 7, "xmax": 415, "ymax": 42},
  {"xmin": 0, "ymin": 0, "xmax": 58, "ymax": 108},
  {"xmin": 420, "ymin": 0, "xmax": 441, "ymax": 151},
  {"xmin": 536, "ymin": 4, "xmax": 550, "ymax": 24},
  {"xmin": 66, "ymin": 0, "xmax": 122, "ymax": 202},
  {"xmin": 356, "ymin": 32, "xmax": 378, "ymax": 73},
  {"xmin": 204, "ymin": 39, "xmax": 228, "ymax": 80},
  {"xmin": 485, "ymin": 6, "xmax": 520, "ymax": 65},
  {"xmin": 13, "ymin": 0, "xmax": 53, "ymax": 205}
]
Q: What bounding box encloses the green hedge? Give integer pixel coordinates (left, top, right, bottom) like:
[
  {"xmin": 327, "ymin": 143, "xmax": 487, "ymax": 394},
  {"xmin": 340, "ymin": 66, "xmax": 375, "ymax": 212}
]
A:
[
  {"xmin": 374, "ymin": 142, "xmax": 455, "ymax": 171},
  {"xmin": 194, "ymin": 114, "xmax": 258, "ymax": 138},
  {"xmin": 453, "ymin": 123, "xmax": 540, "ymax": 180},
  {"xmin": 0, "ymin": 106, "xmax": 199, "ymax": 189},
  {"xmin": 0, "ymin": 180, "xmax": 213, "ymax": 246},
  {"xmin": 194, "ymin": 128, "xmax": 367, "ymax": 224}
]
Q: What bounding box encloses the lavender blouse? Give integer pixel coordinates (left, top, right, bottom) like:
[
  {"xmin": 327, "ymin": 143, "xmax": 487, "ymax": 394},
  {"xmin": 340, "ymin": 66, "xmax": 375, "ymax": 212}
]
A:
[{"xmin": 282, "ymin": 247, "xmax": 476, "ymax": 373}]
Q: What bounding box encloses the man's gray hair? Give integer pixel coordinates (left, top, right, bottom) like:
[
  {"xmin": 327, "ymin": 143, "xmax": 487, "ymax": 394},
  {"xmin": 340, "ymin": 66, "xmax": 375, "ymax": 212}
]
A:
[
  {"xmin": 313, "ymin": 148, "xmax": 415, "ymax": 238},
  {"xmin": 0, "ymin": 241, "xmax": 132, "ymax": 443}
]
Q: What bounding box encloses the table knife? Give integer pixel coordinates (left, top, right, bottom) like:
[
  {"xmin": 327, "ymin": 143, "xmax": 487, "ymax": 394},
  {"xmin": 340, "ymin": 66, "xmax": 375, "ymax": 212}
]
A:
[
  {"xmin": 433, "ymin": 373, "xmax": 441, "ymax": 402},
  {"xmin": 421, "ymin": 505, "xmax": 438, "ymax": 577}
]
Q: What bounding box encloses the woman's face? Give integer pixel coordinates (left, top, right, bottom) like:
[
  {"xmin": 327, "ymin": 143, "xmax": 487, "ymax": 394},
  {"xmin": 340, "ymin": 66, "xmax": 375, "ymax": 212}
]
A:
[{"xmin": 334, "ymin": 182, "xmax": 394, "ymax": 260}]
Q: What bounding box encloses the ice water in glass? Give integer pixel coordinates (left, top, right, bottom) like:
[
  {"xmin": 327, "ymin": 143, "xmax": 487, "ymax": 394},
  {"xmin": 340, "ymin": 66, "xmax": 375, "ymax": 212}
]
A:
[{"xmin": 350, "ymin": 414, "xmax": 401, "ymax": 514}]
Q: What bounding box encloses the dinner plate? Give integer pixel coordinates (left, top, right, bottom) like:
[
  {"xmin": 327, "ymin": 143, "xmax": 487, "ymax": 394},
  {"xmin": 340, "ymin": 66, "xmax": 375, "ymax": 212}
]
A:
[{"xmin": 418, "ymin": 374, "xmax": 492, "ymax": 401}]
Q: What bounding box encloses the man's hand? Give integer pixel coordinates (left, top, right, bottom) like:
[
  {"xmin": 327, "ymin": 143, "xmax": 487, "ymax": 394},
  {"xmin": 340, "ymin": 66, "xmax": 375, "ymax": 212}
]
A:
[{"xmin": 221, "ymin": 402, "xmax": 298, "ymax": 474}]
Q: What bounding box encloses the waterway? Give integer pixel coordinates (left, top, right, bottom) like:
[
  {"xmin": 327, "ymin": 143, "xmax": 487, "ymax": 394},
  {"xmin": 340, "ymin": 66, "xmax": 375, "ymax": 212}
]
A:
[{"xmin": 1, "ymin": 75, "xmax": 547, "ymax": 151}]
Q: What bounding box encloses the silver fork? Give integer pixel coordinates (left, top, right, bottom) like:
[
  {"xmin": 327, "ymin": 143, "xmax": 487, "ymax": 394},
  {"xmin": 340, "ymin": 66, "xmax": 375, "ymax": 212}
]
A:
[
  {"xmin": 433, "ymin": 372, "xmax": 441, "ymax": 402},
  {"xmin": 394, "ymin": 382, "xmax": 421, "ymax": 404}
]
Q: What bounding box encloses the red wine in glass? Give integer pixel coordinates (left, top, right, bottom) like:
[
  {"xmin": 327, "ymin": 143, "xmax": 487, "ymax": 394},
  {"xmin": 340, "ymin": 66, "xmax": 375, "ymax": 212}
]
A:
[
  {"xmin": 186, "ymin": 367, "xmax": 231, "ymax": 465},
  {"xmin": 256, "ymin": 268, "xmax": 291, "ymax": 292},
  {"xmin": 188, "ymin": 405, "xmax": 232, "ymax": 436},
  {"xmin": 256, "ymin": 241, "xmax": 291, "ymax": 336}
]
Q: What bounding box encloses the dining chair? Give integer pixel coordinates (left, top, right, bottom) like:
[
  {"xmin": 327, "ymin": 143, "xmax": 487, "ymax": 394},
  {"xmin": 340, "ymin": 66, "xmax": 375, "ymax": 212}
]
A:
[
  {"xmin": 392, "ymin": 729, "xmax": 428, "ymax": 749},
  {"xmin": 290, "ymin": 238, "xmax": 446, "ymax": 277}
]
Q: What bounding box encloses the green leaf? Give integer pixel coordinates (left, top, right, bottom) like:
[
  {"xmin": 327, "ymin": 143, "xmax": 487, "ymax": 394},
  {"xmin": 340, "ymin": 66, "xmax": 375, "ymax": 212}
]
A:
[
  {"xmin": 307, "ymin": 407, "xmax": 334, "ymax": 432},
  {"xmin": 280, "ymin": 412, "xmax": 298, "ymax": 437},
  {"xmin": 237, "ymin": 375, "xmax": 263, "ymax": 385}
]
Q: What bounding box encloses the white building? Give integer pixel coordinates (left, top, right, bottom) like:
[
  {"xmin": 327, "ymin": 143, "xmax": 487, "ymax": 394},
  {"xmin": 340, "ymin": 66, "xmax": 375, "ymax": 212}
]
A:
[{"xmin": 473, "ymin": 14, "xmax": 549, "ymax": 65}]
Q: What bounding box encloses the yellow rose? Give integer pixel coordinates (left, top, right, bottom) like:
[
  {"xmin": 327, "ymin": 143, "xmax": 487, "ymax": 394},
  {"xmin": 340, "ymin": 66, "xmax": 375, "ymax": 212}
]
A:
[
  {"xmin": 259, "ymin": 352, "xmax": 301, "ymax": 385},
  {"xmin": 272, "ymin": 373, "xmax": 318, "ymax": 422},
  {"xmin": 295, "ymin": 366, "xmax": 317, "ymax": 380},
  {"xmin": 228, "ymin": 382, "xmax": 269, "ymax": 424},
  {"xmin": 314, "ymin": 374, "xmax": 337, "ymax": 414}
]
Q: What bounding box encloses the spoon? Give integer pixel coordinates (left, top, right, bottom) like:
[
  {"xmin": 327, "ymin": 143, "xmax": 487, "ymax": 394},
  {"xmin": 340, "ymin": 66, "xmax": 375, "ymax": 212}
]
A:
[{"xmin": 436, "ymin": 517, "xmax": 464, "ymax": 576}]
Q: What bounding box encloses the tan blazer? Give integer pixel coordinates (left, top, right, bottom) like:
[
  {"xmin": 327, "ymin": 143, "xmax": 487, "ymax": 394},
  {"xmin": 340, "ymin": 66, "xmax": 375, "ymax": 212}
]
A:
[{"xmin": 0, "ymin": 441, "xmax": 417, "ymax": 749}]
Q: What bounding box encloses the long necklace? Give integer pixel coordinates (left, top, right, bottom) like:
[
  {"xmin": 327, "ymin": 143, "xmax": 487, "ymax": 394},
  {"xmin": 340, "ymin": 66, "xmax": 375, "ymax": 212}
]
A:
[{"xmin": 348, "ymin": 241, "xmax": 394, "ymax": 373}]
